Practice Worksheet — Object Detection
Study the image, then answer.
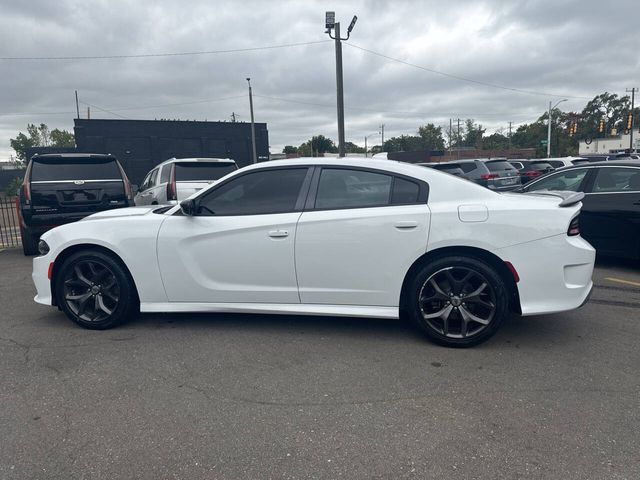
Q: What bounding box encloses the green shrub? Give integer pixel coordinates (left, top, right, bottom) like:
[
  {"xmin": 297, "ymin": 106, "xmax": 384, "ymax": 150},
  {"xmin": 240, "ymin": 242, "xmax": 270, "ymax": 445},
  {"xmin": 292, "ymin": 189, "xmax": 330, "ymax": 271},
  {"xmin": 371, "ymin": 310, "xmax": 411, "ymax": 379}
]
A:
[{"xmin": 4, "ymin": 177, "xmax": 23, "ymax": 197}]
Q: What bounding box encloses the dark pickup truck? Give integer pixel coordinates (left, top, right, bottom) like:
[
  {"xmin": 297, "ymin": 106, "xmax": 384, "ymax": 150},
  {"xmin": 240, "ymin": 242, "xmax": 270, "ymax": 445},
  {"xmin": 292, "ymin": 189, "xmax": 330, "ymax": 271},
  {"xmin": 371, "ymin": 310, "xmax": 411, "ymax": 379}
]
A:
[{"xmin": 18, "ymin": 153, "xmax": 133, "ymax": 255}]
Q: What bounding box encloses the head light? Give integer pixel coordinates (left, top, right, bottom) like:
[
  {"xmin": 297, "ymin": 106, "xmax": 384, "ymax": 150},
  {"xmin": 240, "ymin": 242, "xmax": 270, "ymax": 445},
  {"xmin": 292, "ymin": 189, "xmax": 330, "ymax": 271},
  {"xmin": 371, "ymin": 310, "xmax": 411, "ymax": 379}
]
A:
[{"xmin": 37, "ymin": 239, "xmax": 50, "ymax": 256}]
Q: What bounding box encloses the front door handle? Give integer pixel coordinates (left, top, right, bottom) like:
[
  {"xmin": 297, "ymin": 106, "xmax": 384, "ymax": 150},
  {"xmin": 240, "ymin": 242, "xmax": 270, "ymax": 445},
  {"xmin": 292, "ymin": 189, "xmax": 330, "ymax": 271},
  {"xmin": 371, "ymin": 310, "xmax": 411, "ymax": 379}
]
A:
[
  {"xmin": 395, "ymin": 221, "xmax": 418, "ymax": 230},
  {"xmin": 268, "ymin": 230, "xmax": 289, "ymax": 238}
]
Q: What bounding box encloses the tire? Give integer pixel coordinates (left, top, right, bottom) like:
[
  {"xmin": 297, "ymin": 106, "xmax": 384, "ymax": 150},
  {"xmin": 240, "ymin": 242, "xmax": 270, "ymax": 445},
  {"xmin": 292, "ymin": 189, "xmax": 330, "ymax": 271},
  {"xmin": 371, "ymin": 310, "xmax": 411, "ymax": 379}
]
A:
[
  {"xmin": 405, "ymin": 255, "xmax": 509, "ymax": 347},
  {"xmin": 20, "ymin": 225, "xmax": 38, "ymax": 256},
  {"xmin": 55, "ymin": 250, "xmax": 138, "ymax": 330}
]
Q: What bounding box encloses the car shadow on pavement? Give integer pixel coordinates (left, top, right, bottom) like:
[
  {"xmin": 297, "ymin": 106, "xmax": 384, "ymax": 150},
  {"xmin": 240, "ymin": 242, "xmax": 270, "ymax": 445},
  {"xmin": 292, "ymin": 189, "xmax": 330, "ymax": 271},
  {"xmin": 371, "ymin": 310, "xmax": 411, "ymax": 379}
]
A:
[{"xmin": 124, "ymin": 310, "xmax": 578, "ymax": 349}]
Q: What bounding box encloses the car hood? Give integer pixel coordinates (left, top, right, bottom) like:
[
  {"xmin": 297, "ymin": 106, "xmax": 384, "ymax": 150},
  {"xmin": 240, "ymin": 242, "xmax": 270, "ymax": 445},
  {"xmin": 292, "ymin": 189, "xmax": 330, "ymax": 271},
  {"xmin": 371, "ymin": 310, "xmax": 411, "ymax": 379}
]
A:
[{"xmin": 81, "ymin": 205, "xmax": 159, "ymax": 221}]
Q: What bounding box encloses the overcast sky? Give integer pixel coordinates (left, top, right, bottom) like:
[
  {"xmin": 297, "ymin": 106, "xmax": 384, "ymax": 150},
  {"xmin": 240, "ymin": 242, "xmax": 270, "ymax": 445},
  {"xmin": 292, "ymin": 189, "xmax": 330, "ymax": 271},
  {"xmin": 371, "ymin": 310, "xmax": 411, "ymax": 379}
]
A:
[{"xmin": 0, "ymin": 0, "xmax": 638, "ymax": 160}]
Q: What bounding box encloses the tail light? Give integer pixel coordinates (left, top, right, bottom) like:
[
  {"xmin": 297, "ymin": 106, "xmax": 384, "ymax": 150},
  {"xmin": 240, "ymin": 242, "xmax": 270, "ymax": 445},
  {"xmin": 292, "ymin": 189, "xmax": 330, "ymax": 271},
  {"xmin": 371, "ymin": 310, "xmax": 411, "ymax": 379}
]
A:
[
  {"xmin": 567, "ymin": 216, "xmax": 580, "ymax": 236},
  {"xmin": 21, "ymin": 162, "xmax": 32, "ymax": 205},
  {"xmin": 167, "ymin": 164, "xmax": 177, "ymax": 201},
  {"xmin": 524, "ymin": 171, "xmax": 541, "ymax": 178},
  {"xmin": 480, "ymin": 173, "xmax": 499, "ymax": 180},
  {"xmin": 117, "ymin": 162, "xmax": 133, "ymax": 202}
]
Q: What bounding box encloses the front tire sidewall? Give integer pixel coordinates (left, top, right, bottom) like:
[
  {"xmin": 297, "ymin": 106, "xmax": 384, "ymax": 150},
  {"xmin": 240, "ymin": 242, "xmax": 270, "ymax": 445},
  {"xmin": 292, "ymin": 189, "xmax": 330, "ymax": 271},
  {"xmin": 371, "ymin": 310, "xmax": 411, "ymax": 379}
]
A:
[
  {"xmin": 407, "ymin": 256, "xmax": 509, "ymax": 347},
  {"xmin": 55, "ymin": 250, "xmax": 137, "ymax": 330}
]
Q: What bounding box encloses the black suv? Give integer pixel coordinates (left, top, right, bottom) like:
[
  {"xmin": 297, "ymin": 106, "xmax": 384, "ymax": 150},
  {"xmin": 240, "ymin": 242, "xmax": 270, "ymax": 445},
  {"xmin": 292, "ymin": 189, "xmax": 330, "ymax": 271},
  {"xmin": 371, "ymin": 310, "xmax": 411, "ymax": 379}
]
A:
[{"xmin": 18, "ymin": 153, "xmax": 133, "ymax": 255}]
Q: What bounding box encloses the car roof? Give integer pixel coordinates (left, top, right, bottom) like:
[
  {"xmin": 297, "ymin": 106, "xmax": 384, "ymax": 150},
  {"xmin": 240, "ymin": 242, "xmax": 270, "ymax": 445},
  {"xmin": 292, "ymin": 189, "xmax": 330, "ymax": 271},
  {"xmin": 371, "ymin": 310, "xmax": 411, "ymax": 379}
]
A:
[
  {"xmin": 236, "ymin": 157, "xmax": 451, "ymax": 180},
  {"xmin": 549, "ymin": 160, "xmax": 640, "ymax": 170},
  {"xmin": 158, "ymin": 157, "xmax": 237, "ymax": 167},
  {"xmin": 31, "ymin": 153, "xmax": 115, "ymax": 160}
]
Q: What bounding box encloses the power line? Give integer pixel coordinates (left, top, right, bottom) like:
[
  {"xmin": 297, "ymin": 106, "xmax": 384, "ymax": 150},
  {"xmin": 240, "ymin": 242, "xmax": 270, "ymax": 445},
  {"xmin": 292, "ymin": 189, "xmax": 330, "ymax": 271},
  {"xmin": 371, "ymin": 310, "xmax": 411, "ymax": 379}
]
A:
[
  {"xmin": 0, "ymin": 95, "xmax": 247, "ymax": 117},
  {"xmin": 0, "ymin": 40, "xmax": 330, "ymax": 61},
  {"xmin": 253, "ymin": 94, "xmax": 537, "ymax": 118},
  {"xmin": 79, "ymin": 101, "xmax": 128, "ymax": 119},
  {"xmin": 345, "ymin": 43, "xmax": 592, "ymax": 100}
]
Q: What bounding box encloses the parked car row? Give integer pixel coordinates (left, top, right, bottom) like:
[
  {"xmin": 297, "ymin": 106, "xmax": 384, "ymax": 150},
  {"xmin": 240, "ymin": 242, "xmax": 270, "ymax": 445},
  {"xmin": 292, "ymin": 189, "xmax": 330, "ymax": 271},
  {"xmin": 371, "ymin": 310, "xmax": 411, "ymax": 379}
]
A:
[{"xmin": 17, "ymin": 153, "xmax": 237, "ymax": 255}]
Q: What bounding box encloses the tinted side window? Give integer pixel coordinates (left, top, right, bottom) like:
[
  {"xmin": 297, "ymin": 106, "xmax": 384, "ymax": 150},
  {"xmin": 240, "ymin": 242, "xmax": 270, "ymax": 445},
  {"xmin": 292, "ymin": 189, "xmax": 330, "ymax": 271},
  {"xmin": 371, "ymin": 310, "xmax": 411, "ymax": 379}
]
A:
[
  {"xmin": 458, "ymin": 163, "xmax": 477, "ymax": 173},
  {"xmin": 391, "ymin": 178, "xmax": 420, "ymax": 204},
  {"xmin": 149, "ymin": 169, "xmax": 159, "ymax": 187},
  {"xmin": 198, "ymin": 168, "xmax": 307, "ymax": 216},
  {"xmin": 315, "ymin": 169, "xmax": 392, "ymax": 209},
  {"xmin": 592, "ymin": 167, "xmax": 640, "ymax": 193},
  {"xmin": 160, "ymin": 165, "xmax": 171, "ymax": 184},
  {"xmin": 526, "ymin": 169, "xmax": 588, "ymax": 192},
  {"xmin": 140, "ymin": 171, "xmax": 153, "ymax": 191}
]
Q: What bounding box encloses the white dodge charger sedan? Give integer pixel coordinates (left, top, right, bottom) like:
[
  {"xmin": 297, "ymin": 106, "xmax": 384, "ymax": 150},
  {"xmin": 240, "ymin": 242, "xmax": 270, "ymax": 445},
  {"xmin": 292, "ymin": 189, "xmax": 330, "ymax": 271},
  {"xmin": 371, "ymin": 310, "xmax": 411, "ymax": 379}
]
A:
[{"xmin": 32, "ymin": 158, "xmax": 595, "ymax": 347}]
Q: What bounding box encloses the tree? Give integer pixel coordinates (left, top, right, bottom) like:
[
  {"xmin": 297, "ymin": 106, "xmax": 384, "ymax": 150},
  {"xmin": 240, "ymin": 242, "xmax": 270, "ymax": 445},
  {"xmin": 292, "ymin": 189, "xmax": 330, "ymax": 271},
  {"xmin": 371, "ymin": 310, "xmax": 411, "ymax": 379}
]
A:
[
  {"xmin": 417, "ymin": 123, "xmax": 445, "ymax": 150},
  {"xmin": 282, "ymin": 145, "xmax": 298, "ymax": 154},
  {"xmin": 297, "ymin": 135, "xmax": 338, "ymax": 156},
  {"xmin": 576, "ymin": 92, "xmax": 633, "ymax": 140},
  {"xmin": 344, "ymin": 142, "xmax": 365, "ymax": 154},
  {"xmin": 461, "ymin": 119, "xmax": 486, "ymax": 148},
  {"xmin": 10, "ymin": 123, "xmax": 75, "ymax": 165}
]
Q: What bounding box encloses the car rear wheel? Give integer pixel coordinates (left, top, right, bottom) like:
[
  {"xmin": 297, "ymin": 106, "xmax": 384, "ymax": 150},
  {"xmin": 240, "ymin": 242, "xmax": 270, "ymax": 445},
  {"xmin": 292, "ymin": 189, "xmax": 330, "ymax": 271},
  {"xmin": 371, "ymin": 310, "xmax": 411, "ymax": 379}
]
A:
[
  {"xmin": 406, "ymin": 256, "xmax": 508, "ymax": 347},
  {"xmin": 55, "ymin": 250, "xmax": 138, "ymax": 329}
]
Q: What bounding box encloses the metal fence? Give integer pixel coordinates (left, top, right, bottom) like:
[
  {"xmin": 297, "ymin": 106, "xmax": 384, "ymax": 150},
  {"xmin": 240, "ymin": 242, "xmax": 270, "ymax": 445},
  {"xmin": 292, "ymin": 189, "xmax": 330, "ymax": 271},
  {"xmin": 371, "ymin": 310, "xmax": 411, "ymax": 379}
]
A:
[{"xmin": 0, "ymin": 196, "xmax": 21, "ymax": 248}]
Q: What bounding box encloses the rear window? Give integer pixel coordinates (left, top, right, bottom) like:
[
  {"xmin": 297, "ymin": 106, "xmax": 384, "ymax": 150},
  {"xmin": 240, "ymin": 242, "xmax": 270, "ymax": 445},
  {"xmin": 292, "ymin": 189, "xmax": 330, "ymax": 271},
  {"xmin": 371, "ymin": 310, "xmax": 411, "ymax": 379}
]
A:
[
  {"xmin": 531, "ymin": 162, "xmax": 553, "ymax": 170},
  {"xmin": 174, "ymin": 162, "xmax": 237, "ymax": 181},
  {"xmin": 30, "ymin": 157, "xmax": 122, "ymax": 182},
  {"xmin": 485, "ymin": 161, "xmax": 515, "ymax": 172},
  {"xmin": 434, "ymin": 163, "xmax": 462, "ymax": 171}
]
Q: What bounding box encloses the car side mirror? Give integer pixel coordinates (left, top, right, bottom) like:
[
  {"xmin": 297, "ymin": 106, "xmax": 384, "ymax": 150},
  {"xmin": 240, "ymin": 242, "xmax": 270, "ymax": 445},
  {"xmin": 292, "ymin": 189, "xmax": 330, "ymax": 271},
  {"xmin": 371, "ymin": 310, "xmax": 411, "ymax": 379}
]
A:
[
  {"xmin": 131, "ymin": 184, "xmax": 139, "ymax": 194},
  {"xmin": 180, "ymin": 198, "xmax": 197, "ymax": 216}
]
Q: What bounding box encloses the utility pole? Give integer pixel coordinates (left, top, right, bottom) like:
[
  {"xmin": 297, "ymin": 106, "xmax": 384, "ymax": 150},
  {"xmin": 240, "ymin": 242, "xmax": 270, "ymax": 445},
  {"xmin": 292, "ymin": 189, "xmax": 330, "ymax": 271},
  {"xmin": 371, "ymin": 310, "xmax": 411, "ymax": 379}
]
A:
[
  {"xmin": 231, "ymin": 112, "xmax": 237, "ymax": 122},
  {"xmin": 87, "ymin": 106, "xmax": 90, "ymax": 120},
  {"xmin": 456, "ymin": 118, "xmax": 461, "ymax": 160},
  {"xmin": 449, "ymin": 118, "xmax": 453, "ymax": 155},
  {"xmin": 326, "ymin": 12, "xmax": 357, "ymax": 158},
  {"xmin": 508, "ymin": 121, "xmax": 512, "ymax": 150},
  {"xmin": 246, "ymin": 78, "xmax": 257, "ymax": 164},
  {"xmin": 380, "ymin": 124, "xmax": 385, "ymax": 146},
  {"xmin": 75, "ymin": 90, "xmax": 80, "ymax": 119},
  {"xmin": 547, "ymin": 99, "xmax": 567, "ymax": 157},
  {"xmin": 627, "ymin": 88, "xmax": 637, "ymax": 152}
]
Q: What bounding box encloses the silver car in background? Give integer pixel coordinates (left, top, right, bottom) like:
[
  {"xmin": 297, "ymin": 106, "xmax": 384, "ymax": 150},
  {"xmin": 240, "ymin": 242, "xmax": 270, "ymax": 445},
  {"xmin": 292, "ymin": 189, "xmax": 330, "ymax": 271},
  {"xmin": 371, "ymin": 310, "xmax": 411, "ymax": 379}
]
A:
[{"xmin": 134, "ymin": 157, "xmax": 238, "ymax": 205}]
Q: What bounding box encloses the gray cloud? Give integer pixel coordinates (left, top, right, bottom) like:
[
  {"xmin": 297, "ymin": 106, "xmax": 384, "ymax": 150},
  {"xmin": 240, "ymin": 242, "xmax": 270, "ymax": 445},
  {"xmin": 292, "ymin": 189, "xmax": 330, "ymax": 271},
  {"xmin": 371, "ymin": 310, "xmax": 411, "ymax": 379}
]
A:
[{"xmin": 1, "ymin": 0, "xmax": 637, "ymax": 159}]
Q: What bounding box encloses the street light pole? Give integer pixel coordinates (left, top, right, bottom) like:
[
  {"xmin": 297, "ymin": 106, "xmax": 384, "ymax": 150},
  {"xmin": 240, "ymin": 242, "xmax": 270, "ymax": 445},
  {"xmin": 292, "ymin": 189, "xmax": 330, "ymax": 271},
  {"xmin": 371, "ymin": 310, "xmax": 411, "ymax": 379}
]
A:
[
  {"xmin": 326, "ymin": 12, "xmax": 357, "ymax": 158},
  {"xmin": 364, "ymin": 132, "xmax": 379, "ymax": 157},
  {"xmin": 547, "ymin": 99, "xmax": 567, "ymax": 158},
  {"xmin": 246, "ymin": 78, "xmax": 258, "ymax": 164}
]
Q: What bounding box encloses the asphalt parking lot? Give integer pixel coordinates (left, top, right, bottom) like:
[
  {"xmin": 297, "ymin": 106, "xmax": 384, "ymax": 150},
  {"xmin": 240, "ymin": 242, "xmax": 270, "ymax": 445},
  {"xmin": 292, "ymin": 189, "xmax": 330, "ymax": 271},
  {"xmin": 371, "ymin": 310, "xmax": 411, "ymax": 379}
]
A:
[{"xmin": 1, "ymin": 248, "xmax": 639, "ymax": 479}]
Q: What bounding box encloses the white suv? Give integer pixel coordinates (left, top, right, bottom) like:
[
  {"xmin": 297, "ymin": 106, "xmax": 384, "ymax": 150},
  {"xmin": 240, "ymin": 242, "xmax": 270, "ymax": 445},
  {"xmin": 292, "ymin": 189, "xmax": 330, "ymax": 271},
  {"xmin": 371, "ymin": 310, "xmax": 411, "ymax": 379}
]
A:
[{"xmin": 134, "ymin": 157, "xmax": 238, "ymax": 205}]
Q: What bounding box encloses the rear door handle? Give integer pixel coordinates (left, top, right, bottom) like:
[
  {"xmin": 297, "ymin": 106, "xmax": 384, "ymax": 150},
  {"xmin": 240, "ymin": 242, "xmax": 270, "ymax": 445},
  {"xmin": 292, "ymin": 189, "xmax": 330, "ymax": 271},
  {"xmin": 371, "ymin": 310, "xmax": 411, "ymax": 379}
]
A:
[
  {"xmin": 268, "ymin": 230, "xmax": 289, "ymax": 238},
  {"xmin": 395, "ymin": 221, "xmax": 418, "ymax": 230}
]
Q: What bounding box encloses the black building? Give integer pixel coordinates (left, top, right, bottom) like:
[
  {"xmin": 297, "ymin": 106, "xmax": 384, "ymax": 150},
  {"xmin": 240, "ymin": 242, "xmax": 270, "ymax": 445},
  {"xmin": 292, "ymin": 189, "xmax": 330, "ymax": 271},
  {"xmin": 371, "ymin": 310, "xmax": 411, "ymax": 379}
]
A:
[{"xmin": 73, "ymin": 118, "xmax": 269, "ymax": 184}]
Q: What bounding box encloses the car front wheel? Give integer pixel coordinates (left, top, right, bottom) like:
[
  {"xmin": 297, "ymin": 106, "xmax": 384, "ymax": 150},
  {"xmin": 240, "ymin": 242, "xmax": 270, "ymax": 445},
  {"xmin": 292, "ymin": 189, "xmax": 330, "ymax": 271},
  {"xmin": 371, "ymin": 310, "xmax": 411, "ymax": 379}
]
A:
[
  {"xmin": 55, "ymin": 250, "xmax": 138, "ymax": 329},
  {"xmin": 406, "ymin": 256, "xmax": 509, "ymax": 347}
]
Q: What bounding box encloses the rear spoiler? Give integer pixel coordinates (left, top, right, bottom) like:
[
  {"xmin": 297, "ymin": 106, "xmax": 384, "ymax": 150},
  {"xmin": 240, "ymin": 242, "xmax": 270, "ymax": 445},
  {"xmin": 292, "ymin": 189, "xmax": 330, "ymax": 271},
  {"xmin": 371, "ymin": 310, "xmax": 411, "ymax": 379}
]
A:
[{"xmin": 524, "ymin": 190, "xmax": 584, "ymax": 207}]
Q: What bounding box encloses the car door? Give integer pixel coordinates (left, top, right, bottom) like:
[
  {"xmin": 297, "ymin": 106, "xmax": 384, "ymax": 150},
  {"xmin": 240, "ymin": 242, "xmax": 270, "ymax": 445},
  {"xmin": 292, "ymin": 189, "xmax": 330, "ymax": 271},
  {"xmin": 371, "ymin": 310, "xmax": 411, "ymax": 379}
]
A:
[
  {"xmin": 157, "ymin": 167, "xmax": 312, "ymax": 303},
  {"xmin": 295, "ymin": 167, "xmax": 430, "ymax": 307},
  {"xmin": 580, "ymin": 166, "xmax": 640, "ymax": 258}
]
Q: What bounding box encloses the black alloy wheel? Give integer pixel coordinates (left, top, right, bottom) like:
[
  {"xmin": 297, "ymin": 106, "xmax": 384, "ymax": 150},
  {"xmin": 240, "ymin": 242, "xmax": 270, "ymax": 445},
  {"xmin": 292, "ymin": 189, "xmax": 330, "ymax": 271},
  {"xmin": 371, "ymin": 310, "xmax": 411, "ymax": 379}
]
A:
[
  {"xmin": 407, "ymin": 256, "xmax": 509, "ymax": 347},
  {"xmin": 55, "ymin": 250, "xmax": 138, "ymax": 329}
]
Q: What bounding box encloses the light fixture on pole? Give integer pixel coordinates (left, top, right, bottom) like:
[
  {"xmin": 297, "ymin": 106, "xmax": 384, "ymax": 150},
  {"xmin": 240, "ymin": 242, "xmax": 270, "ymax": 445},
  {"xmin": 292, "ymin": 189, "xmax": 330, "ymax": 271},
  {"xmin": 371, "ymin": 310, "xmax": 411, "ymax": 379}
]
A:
[
  {"xmin": 547, "ymin": 99, "xmax": 567, "ymax": 158},
  {"xmin": 364, "ymin": 132, "xmax": 379, "ymax": 158},
  {"xmin": 325, "ymin": 11, "xmax": 357, "ymax": 158},
  {"xmin": 246, "ymin": 78, "xmax": 258, "ymax": 164}
]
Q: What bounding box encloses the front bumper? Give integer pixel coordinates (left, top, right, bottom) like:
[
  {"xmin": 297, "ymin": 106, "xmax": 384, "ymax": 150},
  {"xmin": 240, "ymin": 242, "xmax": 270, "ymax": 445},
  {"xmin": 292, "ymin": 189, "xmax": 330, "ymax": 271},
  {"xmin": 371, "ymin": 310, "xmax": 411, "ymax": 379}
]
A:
[
  {"xmin": 499, "ymin": 233, "xmax": 595, "ymax": 316},
  {"xmin": 32, "ymin": 253, "xmax": 53, "ymax": 305}
]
